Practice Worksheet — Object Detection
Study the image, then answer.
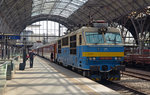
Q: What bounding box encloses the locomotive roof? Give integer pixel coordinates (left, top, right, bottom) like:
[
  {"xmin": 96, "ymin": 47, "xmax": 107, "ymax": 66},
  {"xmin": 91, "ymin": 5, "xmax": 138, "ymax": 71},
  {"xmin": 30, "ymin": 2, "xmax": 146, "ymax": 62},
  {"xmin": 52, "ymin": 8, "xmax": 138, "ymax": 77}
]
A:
[
  {"xmin": 58, "ymin": 26, "xmax": 121, "ymax": 40},
  {"xmin": 36, "ymin": 26, "xmax": 121, "ymax": 49}
]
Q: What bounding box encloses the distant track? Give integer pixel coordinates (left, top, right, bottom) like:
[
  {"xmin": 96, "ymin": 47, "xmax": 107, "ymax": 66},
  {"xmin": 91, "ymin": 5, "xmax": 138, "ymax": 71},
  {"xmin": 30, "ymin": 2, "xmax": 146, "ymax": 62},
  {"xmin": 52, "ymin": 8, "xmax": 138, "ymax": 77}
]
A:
[
  {"xmin": 101, "ymin": 81, "xmax": 147, "ymax": 95},
  {"xmin": 123, "ymin": 69, "xmax": 150, "ymax": 81},
  {"xmin": 100, "ymin": 68, "xmax": 150, "ymax": 95}
]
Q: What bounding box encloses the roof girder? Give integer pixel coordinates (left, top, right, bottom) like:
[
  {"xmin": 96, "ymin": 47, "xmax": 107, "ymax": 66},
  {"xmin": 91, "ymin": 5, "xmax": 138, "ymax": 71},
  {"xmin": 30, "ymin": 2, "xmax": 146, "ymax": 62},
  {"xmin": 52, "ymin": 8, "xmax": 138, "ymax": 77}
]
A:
[{"xmin": 0, "ymin": 0, "xmax": 150, "ymax": 35}]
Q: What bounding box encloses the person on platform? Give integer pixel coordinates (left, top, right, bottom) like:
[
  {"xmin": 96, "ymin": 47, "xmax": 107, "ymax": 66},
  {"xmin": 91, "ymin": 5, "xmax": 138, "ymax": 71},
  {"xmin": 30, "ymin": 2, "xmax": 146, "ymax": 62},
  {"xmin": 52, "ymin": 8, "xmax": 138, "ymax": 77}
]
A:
[
  {"xmin": 51, "ymin": 53, "xmax": 53, "ymax": 62},
  {"xmin": 29, "ymin": 50, "xmax": 34, "ymax": 68}
]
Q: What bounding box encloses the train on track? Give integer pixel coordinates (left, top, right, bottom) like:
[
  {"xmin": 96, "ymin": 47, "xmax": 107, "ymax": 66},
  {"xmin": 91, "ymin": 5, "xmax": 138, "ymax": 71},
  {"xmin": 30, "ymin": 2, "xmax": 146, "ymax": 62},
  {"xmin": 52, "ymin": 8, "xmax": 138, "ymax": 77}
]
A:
[
  {"xmin": 124, "ymin": 47, "xmax": 150, "ymax": 69},
  {"xmin": 34, "ymin": 21, "xmax": 125, "ymax": 81}
]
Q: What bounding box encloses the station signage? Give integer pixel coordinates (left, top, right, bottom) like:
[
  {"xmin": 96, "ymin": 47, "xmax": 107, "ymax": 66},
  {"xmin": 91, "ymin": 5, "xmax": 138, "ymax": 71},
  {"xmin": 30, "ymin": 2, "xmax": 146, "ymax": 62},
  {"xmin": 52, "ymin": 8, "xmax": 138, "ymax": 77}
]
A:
[{"xmin": 0, "ymin": 35, "xmax": 20, "ymax": 40}]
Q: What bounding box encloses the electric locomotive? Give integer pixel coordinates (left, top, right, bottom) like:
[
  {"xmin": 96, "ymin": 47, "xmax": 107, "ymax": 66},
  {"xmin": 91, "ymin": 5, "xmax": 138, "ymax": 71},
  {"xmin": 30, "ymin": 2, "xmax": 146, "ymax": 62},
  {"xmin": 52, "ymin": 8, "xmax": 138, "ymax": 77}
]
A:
[{"xmin": 57, "ymin": 21, "xmax": 125, "ymax": 81}]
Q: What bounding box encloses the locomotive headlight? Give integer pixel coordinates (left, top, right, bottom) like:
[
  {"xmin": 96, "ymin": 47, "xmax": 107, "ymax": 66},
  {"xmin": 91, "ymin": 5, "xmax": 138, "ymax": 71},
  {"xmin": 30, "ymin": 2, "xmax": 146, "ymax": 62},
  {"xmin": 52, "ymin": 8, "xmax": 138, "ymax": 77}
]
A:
[
  {"xmin": 89, "ymin": 58, "xmax": 92, "ymax": 60},
  {"xmin": 93, "ymin": 57, "xmax": 96, "ymax": 60},
  {"xmin": 89, "ymin": 57, "xmax": 96, "ymax": 60},
  {"xmin": 118, "ymin": 57, "xmax": 122, "ymax": 60},
  {"xmin": 115, "ymin": 57, "xmax": 122, "ymax": 60}
]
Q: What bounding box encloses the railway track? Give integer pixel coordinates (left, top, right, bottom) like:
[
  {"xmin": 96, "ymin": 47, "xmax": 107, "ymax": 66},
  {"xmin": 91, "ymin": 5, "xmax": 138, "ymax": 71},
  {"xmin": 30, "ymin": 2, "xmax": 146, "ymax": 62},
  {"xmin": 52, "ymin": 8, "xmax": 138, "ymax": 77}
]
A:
[
  {"xmin": 122, "ymin": 69, "xmax": 150, "ymax": 81},
  {"xmin": 101, "ymin": 80, "xmax": 147, "ymax": 95},
  {"xmin": 99, "ymin": 68, "xmax": 150, "ymax": 95},
  {"xmin": 75, "ymin": 67, "xmax": 150, "ymax": 95}
]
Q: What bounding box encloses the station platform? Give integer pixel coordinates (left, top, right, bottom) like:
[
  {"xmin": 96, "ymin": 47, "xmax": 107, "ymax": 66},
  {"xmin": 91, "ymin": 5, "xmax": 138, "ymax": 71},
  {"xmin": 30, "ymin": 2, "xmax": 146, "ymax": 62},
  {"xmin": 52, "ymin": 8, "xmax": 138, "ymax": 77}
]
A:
[{"xmin": 5, "ymin": 56, "xmax": 120, "ymax": 95}]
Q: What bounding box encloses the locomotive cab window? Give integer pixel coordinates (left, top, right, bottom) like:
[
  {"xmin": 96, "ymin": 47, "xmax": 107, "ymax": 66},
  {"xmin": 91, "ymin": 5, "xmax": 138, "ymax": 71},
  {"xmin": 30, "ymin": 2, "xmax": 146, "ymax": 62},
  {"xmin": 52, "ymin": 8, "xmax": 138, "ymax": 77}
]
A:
[
  {"xmin": 70, "ymin": 35, "xmax": 76, "ymax": 54},
  {"xmin": 58, "ymin": 40, "xmax": 61, "ymax": 53},
  {"xmin": 79, "ymin": 35, "xmax": 82, "ymax": 45},
  {"xmin": 62, "ymin": 37, "xmax": 68, "ymax": 46},
  {"xmin": 86, "ymin": 32, "xmax": 104, "ymax": 44},
  {"xmin": 104, "ymin": 33, "xmax": 122, "ymax": 44}
]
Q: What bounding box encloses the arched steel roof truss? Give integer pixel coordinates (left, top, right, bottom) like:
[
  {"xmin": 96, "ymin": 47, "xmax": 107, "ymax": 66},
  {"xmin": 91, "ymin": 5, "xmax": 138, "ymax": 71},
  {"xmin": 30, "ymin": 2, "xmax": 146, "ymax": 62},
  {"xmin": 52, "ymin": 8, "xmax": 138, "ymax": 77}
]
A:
[{"xmin": 0, "ymin": 0, "xmax": 150, "ymax": 34}]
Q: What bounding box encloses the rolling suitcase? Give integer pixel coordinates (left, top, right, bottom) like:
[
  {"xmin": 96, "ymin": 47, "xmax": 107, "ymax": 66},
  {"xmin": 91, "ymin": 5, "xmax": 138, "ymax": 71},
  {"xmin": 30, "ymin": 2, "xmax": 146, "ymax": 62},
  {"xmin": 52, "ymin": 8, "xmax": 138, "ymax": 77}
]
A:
[{"xmin": 19, "ymin": 63, "xmax": 24, "ymax": 70}]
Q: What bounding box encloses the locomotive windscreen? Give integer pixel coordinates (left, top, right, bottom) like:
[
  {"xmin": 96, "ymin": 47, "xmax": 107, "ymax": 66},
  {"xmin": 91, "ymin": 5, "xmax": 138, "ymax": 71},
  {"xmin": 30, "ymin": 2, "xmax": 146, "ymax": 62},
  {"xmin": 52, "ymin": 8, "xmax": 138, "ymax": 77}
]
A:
[
  {"xmin": 105, "ymin": 33, "xmax": 122, "ymax": 44},
  {"xmin": 86, "ymin": 32, "xmax": 104, "ymax": 44},
  {"xmin": 85, "ymin": 31, "xmax": 122, "ymax": 44}
]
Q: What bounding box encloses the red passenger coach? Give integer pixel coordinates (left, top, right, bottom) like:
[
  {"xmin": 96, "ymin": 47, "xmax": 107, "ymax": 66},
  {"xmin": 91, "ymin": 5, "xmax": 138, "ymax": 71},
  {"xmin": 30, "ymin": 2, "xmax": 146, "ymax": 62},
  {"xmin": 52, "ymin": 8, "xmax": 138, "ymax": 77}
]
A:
[
  {"xmin": 36, "ymin": 41, "xmax": 57, "ymax": 62},
  {"xmin": 39, "ymin": 48, "xmax": 43, "ymax": 57},
  {"xmin": 124, "ymin": 48, "xmax": 150, "ymax": 69}
]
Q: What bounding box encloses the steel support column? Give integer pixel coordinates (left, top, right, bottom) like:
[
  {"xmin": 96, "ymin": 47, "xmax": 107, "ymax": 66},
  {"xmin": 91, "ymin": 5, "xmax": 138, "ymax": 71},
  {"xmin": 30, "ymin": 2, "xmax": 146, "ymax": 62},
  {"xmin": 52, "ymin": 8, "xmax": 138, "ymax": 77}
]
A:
[
  {"xmin": 130, "ymin": 15, "xmax": 148, "ymax": 54},
  {"xmin": 47, "ymin": 20, "xmax": 48, "ymax": 43},
  {"xmin": 59, "ymin": 24, "xmax": 61, "ymax": 37},
  {"xmin": 119, "ymin": 17, "xmax": 130, "ymax": 44}
]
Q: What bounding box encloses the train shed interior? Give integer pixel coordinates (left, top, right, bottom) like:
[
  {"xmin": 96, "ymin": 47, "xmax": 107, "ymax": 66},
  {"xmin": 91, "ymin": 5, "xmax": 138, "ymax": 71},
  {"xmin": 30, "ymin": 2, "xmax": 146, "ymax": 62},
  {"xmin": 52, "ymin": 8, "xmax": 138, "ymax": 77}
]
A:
[{"xmin": 0, "ymin": 0, "xmax": 150, "ymax": 95}]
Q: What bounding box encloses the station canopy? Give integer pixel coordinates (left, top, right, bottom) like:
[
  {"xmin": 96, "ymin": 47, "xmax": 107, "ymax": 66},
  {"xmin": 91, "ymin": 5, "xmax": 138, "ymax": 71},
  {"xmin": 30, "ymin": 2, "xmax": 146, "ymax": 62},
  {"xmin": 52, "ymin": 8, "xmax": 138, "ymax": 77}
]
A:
[
  {"xmin": 0, "ymin": 0, "xmax": 150, "ymax": 34},
  {"xmin": 32, "ymin": 0, "xmax": 88, "ymax": 17}
]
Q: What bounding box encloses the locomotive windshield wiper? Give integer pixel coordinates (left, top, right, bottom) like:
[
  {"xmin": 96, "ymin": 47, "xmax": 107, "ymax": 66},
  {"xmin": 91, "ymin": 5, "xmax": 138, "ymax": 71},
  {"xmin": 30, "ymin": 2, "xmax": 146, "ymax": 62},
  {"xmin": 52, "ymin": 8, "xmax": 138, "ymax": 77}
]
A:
[
  {"xmin": 94, "ymin": 42, "xmax": 99, "ymax": 45},
  {"xmin": 107, "ymin": 36, "xmax": 117, "ymax": 44},
  {"xmin": 96, "ymin": 37, "xmax": 103, "ymax": 44}
]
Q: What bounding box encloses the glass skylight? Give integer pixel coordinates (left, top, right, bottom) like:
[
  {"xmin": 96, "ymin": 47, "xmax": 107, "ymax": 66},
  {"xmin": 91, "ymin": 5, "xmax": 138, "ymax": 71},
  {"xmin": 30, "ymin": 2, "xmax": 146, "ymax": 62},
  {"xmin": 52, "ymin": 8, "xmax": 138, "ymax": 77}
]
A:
[{"xmin": 32, "ymin": 0, "xmax": 88, "ymax": 17}]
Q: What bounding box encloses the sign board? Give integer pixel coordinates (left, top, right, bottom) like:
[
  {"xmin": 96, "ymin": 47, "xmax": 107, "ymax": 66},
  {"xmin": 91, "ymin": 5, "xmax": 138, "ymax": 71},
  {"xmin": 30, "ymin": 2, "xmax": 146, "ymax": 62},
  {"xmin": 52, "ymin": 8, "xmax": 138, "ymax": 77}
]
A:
[
  {"xmin": 0, "ymin": 35, "xmax": 20, "ymax": 40},
  {"xmin": 8, "ymin": 35, "xmax": 20, "ymax": 39}
]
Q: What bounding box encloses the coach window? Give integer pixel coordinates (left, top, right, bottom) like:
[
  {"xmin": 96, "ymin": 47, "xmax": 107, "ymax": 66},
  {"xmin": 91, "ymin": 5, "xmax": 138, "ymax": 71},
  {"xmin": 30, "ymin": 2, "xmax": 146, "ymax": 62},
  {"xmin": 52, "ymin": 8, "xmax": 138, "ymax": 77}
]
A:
[
  {"xmin": 79, "ymin": 35, "xmax": 82, "ymax": 45},
  {"xmin": 70, "ymin": 35, "xmax": 76, "ymax": 54},
  {"xmin": 58, "ymin": 40, "xmax": 61, "ymax": 53},
  {"xmin": 62, "ymin": 37, "xmax": 68, "ymax": 46}
]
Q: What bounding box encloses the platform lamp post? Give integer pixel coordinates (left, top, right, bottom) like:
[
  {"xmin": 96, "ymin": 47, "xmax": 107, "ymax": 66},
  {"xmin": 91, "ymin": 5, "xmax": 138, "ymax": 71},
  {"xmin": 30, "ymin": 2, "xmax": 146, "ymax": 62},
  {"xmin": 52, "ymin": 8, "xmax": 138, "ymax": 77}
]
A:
[{"xmin": 22, "ymin": 38, "xmax": 27, "ymax": 70}]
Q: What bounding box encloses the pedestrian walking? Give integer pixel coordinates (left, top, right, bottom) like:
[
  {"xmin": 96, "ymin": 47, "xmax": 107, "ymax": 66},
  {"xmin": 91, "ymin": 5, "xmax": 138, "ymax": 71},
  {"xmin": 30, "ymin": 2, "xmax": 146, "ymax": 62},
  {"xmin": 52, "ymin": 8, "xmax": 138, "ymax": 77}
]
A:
[{"xmin": 29, "ymin": 50, "xmax": 34, "ymax": 68}]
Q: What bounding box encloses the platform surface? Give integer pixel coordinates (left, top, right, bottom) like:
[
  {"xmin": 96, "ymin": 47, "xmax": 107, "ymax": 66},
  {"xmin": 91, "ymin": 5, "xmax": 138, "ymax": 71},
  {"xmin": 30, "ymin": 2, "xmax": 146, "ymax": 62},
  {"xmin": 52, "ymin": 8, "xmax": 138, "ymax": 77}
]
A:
[{"xmin": 5, "ymin": 56, "xmax": 120, "ymax": 95}]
